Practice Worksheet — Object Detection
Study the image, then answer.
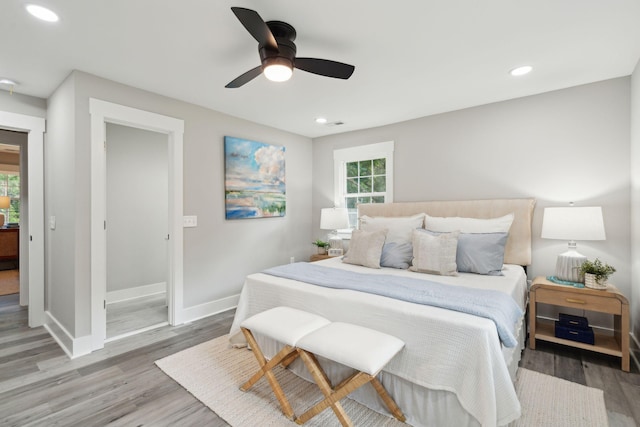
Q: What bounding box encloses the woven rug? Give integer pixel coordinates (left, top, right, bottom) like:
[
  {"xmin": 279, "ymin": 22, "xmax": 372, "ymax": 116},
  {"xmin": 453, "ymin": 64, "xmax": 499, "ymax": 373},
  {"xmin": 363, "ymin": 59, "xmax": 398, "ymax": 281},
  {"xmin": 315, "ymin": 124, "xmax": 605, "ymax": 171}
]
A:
[{"xmin": 155, "ymin": 335, "xmax": 608, "ymax": 427}]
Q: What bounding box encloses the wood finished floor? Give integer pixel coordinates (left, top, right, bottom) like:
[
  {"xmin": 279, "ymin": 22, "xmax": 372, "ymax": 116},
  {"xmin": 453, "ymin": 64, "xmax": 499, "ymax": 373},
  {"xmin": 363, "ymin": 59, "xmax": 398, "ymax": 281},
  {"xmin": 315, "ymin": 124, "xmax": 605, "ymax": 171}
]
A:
[
  {"xmin": 1, "ymin": 293, "xmax": 639, "ymax": 426},
  {"xmin": 106, "ymin": 293, "xmax": 168, "ymax": 339}
]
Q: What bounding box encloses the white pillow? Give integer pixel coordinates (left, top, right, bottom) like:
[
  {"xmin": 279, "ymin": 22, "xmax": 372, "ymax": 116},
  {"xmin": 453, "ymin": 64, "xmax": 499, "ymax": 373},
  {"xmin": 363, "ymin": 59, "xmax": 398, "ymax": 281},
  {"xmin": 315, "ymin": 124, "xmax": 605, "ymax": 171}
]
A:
[
  {"xmin": 360, "ymin": 213, "xmax": 425, "ymax": 244},
  {"xmin": 343, "ymin": 229, "xmax": 387, "ymax": 269},
  {"xmin": 410, "ymin": 229, "xmax": 459, "ymax": 276},
  {"xmin": 425, "ymin": 213, "xmax": 514, "ymax": 233}
]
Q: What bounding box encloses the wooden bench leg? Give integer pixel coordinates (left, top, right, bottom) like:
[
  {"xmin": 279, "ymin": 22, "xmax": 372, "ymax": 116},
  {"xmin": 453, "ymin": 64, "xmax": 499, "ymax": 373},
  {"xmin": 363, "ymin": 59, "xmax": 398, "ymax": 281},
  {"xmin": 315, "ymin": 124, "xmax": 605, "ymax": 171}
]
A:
[
  {"xmin": 295, "ymin": 349, "xmax": 406, "ymax": 425},
  {"xmin": 296, "ymin": 349, "xmax": 354, "ymax": 426},
  {"xmin": 240, "ymin": 327, "xmax": 296, "ymax": 420}
]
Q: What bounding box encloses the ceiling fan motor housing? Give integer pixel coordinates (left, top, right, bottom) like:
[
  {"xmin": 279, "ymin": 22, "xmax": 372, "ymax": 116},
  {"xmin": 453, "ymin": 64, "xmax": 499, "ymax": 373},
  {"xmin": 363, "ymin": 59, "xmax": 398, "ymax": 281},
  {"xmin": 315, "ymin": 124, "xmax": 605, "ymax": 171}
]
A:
[{"xmin": 260, "ymin": 21, "xmax": 297, "ymax": 70}]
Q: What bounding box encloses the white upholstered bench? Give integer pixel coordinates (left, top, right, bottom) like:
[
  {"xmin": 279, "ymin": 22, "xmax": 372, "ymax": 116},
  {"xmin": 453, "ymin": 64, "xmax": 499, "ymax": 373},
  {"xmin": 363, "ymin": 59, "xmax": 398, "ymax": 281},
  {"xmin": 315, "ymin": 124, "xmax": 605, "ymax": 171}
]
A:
[
  {"xmin": 240, "ymin": 307, "xmax": 406, "ymax": 426},
  {"xmin": 295, "ymin": 322, "xmax": 406, "ymax": 426},
  {"xmin": 240, "ymin": 306, "xmax": 331, "ymax": 420}
]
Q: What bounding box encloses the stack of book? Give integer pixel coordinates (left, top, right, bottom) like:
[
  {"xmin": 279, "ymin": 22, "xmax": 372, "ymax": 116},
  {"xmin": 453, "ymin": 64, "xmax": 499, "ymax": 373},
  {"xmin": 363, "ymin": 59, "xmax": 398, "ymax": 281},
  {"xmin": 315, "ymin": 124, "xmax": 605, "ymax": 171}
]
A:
[{"xmin": 554, "ymin": 313, "xmax": 594, "ymax": 345}]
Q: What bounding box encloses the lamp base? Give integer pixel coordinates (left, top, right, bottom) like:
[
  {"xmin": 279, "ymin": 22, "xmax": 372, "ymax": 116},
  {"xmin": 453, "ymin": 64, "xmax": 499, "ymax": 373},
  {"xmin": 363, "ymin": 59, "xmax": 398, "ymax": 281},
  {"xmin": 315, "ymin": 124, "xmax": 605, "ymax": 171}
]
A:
[
  {"xmin": 555, "ymin": 249, "xmax": 587, "ymax": 283},
  {"xmin": 0, "ymin": 213, "xmax": 4, "ymax": 228}
]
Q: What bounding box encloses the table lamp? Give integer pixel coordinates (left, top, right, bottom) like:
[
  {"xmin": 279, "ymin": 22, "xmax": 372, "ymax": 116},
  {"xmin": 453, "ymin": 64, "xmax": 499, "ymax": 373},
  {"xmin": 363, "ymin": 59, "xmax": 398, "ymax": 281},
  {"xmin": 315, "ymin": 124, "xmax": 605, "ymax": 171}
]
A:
[
  {"xmin": 320, "ymin": 207, "xmax": 350, "ymax": 251},
  {"xmin": 0, "ymin": 196, "xmax": 10, "ymax": 227},
  {"xmin": 541, "ymin": 206, "xmax": 606, "ymax": 282}
]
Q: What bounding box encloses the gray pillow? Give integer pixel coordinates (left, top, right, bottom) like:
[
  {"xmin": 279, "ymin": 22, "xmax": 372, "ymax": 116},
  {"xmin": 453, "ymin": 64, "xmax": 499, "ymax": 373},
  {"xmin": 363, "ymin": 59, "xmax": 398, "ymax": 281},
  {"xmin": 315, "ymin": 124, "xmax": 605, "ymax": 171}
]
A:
[
  {"xmin": 380, "ymin": 242, "xmax": 413, "ymax": 269},
  {"xmin": 456, "ymin": 232, "xmax": 508, "ymax": 275}
]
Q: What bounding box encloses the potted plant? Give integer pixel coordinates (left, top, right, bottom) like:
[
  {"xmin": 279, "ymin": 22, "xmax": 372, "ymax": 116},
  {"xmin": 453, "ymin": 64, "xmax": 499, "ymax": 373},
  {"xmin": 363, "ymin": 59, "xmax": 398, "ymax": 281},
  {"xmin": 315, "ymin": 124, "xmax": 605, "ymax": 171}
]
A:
[
  {"xmin": 312, "ymin": 239, "xmax": 330, "ymax": 255},
  {"xmin": 579, "ymin": 258, "xmax": 616, "ymax": 289}
]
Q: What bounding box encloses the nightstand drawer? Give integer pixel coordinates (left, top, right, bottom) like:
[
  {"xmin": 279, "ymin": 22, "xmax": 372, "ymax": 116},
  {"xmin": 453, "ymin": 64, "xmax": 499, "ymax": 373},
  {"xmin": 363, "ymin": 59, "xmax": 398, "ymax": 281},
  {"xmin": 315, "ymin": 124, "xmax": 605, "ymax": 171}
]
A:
[{"xmin": 535, "ymin": 288, "xmax": 621, "ymax": 314}]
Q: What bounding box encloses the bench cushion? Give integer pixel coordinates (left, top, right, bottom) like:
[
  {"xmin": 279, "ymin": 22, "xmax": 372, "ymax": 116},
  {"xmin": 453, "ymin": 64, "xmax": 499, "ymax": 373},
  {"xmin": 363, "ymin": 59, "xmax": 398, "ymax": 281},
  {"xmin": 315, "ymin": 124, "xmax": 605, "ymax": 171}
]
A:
[
  {"xmin": 296, "ymin": 322, "xmax": 405, "ymax": 375},
  {"xmin": 240, "ymin": 306, "xmax": 330, "ymax": 346}
]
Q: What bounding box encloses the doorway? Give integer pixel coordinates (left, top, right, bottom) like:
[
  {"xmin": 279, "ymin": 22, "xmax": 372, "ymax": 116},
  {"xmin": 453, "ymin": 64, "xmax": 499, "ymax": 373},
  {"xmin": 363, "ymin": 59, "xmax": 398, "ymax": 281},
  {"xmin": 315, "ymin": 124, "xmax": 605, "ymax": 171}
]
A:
[
  {"xmin": 0, "ymin": 139, "xmax": 21, "ymax": 299},
  {"xmin": 90, "ymin": 98, "xmax": 184, "ymax": 352},
  {"xmin": 104, "ymin": 123, "xmax": 169, "ymax": 341},
  {"xmin": 0, "ymin": 112, "xmax": 45, "ymax": 329}
]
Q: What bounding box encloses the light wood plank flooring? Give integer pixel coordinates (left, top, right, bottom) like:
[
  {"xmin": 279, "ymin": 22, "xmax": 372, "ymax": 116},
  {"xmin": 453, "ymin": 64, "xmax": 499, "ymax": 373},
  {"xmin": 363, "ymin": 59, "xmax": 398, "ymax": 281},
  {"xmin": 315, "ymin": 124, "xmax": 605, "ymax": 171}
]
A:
[
  {"xmin": 106, "ymin": 293, "xmax": 168, "ymax": 340},
  {"xmin": 1, "ymin": 293, "xmax": 639, "ymax": 426}
]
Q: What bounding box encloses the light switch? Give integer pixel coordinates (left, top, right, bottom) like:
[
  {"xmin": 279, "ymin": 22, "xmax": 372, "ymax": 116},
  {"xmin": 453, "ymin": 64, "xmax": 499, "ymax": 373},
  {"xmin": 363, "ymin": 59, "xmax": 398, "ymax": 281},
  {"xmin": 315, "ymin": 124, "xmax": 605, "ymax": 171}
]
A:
[
  {"xmin": 49, "ymin": 216, "xmax": 56, "ymax": 230},
  {"xmin": 183, "ymin": 215, "xmax": 197, "ymax": 227}
]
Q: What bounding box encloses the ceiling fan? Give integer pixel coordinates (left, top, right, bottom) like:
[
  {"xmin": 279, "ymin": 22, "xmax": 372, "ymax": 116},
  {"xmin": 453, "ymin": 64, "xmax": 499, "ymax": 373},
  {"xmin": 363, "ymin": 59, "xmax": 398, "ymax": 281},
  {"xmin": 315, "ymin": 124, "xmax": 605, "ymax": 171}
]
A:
[{"xmin": 225, "ymin": 7, "xmax": 355, "ymax": 88}]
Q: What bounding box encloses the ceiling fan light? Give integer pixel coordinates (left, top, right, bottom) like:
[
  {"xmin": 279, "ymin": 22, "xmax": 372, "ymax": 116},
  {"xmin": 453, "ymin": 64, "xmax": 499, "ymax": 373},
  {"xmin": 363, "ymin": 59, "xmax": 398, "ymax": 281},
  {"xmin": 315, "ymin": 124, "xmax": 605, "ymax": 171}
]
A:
[
  {"xmin": 26, "ymin": 4, "xmax": 59, "ymax": 22},
  {"xmin": 264, "ymin": 64, "xmax": 293, "ymax": 82},
  {"xmin": 510, "ymin": 65, "xmax": 533, "ymax": 76}
]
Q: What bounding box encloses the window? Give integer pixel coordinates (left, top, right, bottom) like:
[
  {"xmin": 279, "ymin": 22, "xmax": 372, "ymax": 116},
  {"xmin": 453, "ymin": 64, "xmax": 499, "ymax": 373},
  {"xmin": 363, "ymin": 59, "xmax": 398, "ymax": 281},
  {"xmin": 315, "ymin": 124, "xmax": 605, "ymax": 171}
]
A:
[
  {"xmin": 0, "ymin": 173, "xmax": 20, "ymax": 223},
  {"xmin": 333, "ymin": 141, "xmax": 394, "ymax": 228}
]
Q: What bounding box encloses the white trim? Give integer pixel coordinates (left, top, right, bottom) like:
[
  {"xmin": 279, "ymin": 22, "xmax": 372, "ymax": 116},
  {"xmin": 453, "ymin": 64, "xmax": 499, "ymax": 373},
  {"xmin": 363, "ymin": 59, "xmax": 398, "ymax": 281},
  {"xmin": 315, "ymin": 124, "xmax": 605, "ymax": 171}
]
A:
[
  {"xmin": 0, "ymin": 110, "xmax": 45, "ymax": 328},
  {"xmin": 179, "ymin": 294, "xmax": 240, "ymax": 324},
  {"xmin": 106, "ymin": 282, "xmax": 166, "ymax": 304},
  {"xmin": 89, "ymin": 98, "xmax": 184, "ymax": 352},
  {"xmin": 44, "ymin": 311, "xmax": 93, "ymax": 359},
  {"xmin": 333, "ymin": 141, "xmax": 394, "ymax": 207}
]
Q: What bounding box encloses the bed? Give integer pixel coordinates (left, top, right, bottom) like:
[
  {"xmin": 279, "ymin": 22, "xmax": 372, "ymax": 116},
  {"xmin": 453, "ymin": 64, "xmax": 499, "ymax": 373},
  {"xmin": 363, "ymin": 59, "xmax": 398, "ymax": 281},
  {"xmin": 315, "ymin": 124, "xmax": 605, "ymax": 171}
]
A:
[{"xmin": 229, "ymin": 198, "xmax": 536, "ymax": 427}]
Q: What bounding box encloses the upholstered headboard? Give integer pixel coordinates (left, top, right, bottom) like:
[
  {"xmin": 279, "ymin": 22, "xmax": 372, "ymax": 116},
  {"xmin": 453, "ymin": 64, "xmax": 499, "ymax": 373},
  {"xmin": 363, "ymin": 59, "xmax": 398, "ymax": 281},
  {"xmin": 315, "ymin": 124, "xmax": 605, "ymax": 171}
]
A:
[{"xmin": 358, "ymin": 198, "xmax": 536, "ymax": 266}]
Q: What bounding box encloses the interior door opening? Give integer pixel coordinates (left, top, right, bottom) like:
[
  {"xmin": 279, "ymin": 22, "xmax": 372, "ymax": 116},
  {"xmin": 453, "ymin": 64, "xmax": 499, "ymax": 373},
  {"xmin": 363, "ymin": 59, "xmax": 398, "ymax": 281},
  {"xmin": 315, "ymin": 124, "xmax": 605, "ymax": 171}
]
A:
[
  {"xmin": 104, "ymin": 123, "xmax": 169, "ymax": 341},
  {"xmin": 0, "ymin": 137, "xmax": 22, "ymax": 301}
]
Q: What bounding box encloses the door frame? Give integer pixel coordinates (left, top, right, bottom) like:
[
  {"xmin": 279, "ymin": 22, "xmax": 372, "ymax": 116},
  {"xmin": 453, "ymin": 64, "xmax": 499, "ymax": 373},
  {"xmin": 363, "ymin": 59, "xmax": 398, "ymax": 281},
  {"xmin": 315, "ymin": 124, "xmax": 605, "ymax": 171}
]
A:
[
  {"xmin": 89, "ymin": 99, "xmax": 184, "ymax": 351},
  {"xmin": 0, "ymin": 110, "xmax": 45, "ymax": 327}
]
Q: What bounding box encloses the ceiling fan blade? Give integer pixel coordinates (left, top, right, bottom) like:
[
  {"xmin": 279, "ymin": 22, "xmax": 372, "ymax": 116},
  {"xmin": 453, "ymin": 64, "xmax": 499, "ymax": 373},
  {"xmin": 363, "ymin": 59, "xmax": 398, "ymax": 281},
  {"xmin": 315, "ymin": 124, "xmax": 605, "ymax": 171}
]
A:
[
  {"xmin": 225, "ymin": 66, "xmax": 263, "ymax": 88},
  {"xmin": 231, "ymin": 7, "xmax": 278, "ymax": 51},
  {"xmin": 295, "ymin": 58, "xmax": 355, "ymax": 79}
]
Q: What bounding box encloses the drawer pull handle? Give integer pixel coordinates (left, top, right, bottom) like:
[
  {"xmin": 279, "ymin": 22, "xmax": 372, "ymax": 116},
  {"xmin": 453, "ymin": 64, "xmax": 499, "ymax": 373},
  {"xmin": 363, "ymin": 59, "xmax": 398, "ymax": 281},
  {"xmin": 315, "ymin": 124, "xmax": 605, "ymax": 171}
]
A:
[
  {"xmin": 566, "ymin": 298, "xmax": 586, "ymax": 304},
  {"xmin": 570, "ymin": 331, "xmax": 579, "ymax": 335}
]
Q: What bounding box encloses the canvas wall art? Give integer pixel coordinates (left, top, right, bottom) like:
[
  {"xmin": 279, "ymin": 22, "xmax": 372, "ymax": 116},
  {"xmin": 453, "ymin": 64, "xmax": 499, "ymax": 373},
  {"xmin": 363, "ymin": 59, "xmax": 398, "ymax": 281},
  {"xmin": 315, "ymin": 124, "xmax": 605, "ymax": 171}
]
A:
[{"xmin": 224, "ymin": 136, "xmax": 286, "ymax": 219}]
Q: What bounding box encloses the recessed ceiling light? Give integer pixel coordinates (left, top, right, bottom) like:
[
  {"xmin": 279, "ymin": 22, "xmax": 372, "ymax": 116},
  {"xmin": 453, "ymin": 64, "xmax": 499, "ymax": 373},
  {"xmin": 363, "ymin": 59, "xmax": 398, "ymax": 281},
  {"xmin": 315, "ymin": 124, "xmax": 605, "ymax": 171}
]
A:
[
  {"xmin": 315, "ymin": 117, "xmax": 328, "ymax": 124},
  {"xmin": 26, "ymin": 4, "xmax": 59, "ymax": 22},
  {"xmin": 510, "ymin": 65, "xmax": 533, "ymax": 77},
  {"xmin": 0, "ymin": 79, "xmax": 17, "ymax": 86}
]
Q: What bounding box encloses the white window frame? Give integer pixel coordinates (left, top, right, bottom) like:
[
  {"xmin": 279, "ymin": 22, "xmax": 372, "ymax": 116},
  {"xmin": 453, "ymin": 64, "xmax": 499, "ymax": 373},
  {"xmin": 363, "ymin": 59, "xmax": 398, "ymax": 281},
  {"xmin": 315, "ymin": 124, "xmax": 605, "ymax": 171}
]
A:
[{"xmin": 333, "ymin": 141, "xmax": 394, "ymax": 232}]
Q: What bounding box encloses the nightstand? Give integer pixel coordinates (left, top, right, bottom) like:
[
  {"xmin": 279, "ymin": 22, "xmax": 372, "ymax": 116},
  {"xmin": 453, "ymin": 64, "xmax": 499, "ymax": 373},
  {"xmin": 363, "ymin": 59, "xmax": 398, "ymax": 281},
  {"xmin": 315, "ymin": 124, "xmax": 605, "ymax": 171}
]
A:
[
  {"xmin": 529, "ymin": 276, "xmax": 630, "ymax": 371},
  {"xmin": 310, "ymin": 253, "xmax": 331, "ymax": 262}
]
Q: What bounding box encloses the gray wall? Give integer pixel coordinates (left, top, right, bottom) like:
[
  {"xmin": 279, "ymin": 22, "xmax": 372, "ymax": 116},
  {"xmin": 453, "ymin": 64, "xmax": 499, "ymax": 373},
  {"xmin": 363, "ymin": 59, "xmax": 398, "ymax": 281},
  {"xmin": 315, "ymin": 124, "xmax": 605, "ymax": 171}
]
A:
[
  {"xmin": 0, "ymin": 91, "xmax": 46, "ymax": 119},
  {"xmin": 46, "ymin": 73, "xmax": 79, "ymax": 335},
  {"xmin": 106, "ymin": 123, "xmax": 168, "ymax": 293},
  {"xmin": 313, "ymin": 78, "xmax": 632, "ymax": 327},
  {"xmin": 631, "ymin": 61, "xmax": 640, "ymax": 349},
  {"xmin": 45, "ymin": 70, "xmax": 313, "ymax": 338}
]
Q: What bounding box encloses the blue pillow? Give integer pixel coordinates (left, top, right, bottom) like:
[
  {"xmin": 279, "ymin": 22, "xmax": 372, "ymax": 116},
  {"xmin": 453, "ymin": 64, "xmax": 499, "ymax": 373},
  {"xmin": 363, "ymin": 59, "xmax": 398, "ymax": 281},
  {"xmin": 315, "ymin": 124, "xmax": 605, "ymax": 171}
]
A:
[
  {"xmin": 380, "ymin": 242, "xmax": 413, "ymax": 269},
  {"xmin": 456, "ymin": 232, "xmax": 508, "ymax": 276}
]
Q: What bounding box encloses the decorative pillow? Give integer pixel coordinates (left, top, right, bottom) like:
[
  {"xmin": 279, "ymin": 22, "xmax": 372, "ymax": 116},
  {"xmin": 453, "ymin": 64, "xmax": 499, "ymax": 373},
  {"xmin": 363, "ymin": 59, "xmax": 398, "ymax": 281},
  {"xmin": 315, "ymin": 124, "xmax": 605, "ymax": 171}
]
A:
[
  {"xmin": 343, "ymin": 229, "xmax": 387, "ymax": 269},
  {"xmin": 360, "ymin": 214, "xmax": 424, "ymax": 268},
  {"xmin": 409, "ymin": 229, "xmax": 459, "ymax": 276},
  {"xmin": 456, "ymin": 232, "xmax": 508, "ymax": 276},
  {"xmin": 380, "ymin": 242, "xmax": 413, "ymax": 269},
  {"xmin": 425, "ymin": 213, "xmax": 514, "ymax": 233}
]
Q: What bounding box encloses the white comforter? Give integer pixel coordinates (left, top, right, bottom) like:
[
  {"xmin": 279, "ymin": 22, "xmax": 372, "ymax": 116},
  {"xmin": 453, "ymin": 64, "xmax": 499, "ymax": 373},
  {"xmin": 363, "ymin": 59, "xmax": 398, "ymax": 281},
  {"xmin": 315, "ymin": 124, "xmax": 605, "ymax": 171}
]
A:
[{"xmin": 229, "ymin": 258, "xmax": 527, "ymax": 426}]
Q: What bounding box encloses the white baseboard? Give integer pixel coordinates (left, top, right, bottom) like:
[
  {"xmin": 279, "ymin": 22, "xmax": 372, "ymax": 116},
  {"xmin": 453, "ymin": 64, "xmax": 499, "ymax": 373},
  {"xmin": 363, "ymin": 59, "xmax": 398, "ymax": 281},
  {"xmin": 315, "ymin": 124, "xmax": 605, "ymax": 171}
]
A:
[
  {"xmin": 44, "ymin": 311, "xmax": 93, "ymax": 359},
  {"xmin": 178, "ymin": 293, "xmax": 240, "ymax": 324},
  {"xmin": 107, "ymin": 282, "xmax": 166, "ymax": 304}
]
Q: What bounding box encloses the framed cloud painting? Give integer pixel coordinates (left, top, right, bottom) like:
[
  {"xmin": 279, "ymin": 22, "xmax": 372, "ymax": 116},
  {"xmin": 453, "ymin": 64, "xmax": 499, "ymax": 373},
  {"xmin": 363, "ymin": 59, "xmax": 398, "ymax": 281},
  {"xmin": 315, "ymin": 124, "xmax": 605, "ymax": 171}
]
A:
[{"xmin": 224, "ymin": 136, "xmax": 286, "ymax": 219}]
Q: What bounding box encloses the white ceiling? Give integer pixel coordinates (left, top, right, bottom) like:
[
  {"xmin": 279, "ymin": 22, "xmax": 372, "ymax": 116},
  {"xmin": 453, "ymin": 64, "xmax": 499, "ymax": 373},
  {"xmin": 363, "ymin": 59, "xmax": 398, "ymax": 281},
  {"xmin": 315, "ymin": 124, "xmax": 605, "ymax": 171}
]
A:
[{"xmin": 1, "ymin": 1, "xmax": 639, "ymax": 138}]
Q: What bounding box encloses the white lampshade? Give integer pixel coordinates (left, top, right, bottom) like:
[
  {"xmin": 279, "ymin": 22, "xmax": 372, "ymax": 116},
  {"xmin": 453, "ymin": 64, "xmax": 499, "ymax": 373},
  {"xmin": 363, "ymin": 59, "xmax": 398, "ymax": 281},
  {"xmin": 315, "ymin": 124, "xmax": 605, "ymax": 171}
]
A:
[
  {"xmin": 541, "ymin": 207, "xmax": 606, "ymax": 241},
  {"xmin": 320, "ymin": 208, "xmax": 349, "ymax": 230},
  {"xmin": 541, "ymin": 206, "xmax": 606, "ymax": 282},
  {"xmin": 320, "ymin": 208, "xmax": 349, "ymax": 251}
]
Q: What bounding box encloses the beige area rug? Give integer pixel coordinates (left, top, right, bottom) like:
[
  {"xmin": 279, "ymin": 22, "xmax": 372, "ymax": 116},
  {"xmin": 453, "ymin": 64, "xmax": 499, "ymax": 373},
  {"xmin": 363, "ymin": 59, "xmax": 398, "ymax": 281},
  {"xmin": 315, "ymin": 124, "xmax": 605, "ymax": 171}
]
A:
[
  {"xmin": 155, "ymin": 335, "xmax": 608, "ymax": 427},
  {"xmin": 0, "ymin": 269, "xmax": 19, "ymax": 296}
]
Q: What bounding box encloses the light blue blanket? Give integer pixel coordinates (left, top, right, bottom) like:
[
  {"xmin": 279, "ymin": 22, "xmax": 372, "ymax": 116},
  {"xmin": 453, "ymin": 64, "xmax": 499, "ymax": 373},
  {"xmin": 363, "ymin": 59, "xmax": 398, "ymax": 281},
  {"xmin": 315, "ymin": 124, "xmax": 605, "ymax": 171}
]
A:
[{"xmin": 263, "ymin": 263, "xmax": 523, "ymax": 347}]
